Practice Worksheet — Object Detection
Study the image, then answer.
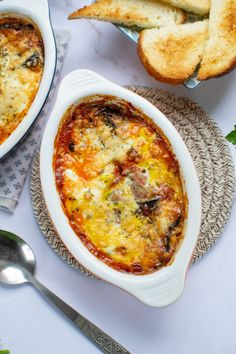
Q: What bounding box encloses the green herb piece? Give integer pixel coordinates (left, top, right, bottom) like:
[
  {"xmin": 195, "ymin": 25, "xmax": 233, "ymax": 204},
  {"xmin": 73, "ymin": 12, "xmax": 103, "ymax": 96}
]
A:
[
  {"xmin": 226, "ymin": 126, "xmax": 236, "ymax": 145},
  {"xmin": 0, "ymin": 350, "xmax": 10, "ymax": 354}
]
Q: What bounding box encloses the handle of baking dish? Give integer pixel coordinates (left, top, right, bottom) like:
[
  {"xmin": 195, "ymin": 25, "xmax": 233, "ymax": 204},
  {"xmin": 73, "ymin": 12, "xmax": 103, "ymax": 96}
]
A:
[
  {"xmin": 131, "ymin": 269, "xmax": 186, "ymax": 308},
  {"xmin": 57, "ymin": 70, "xmax": 111, "ymax": 99},
  {"xmin": 4, "ymin": 0, "xmax": 49, "ymax": 17}
]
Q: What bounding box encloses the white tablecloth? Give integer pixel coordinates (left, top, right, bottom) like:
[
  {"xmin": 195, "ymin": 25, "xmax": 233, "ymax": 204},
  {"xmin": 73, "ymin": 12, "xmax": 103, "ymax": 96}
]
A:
[{"xmin": 1, "ymin": 1, "xmax": 236, "ymax": 353}]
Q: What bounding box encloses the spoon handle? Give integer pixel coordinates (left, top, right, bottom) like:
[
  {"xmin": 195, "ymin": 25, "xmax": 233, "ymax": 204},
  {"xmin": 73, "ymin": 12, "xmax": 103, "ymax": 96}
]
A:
[{"xmin": 27, "ymin": 274, "xmax": 130, "ymax": 354}]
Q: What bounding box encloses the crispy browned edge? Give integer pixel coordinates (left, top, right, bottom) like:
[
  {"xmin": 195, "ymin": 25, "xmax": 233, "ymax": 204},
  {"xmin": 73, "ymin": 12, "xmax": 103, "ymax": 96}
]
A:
[
  {"xmin": 197, "ymin": 0, "xmax": 236, "ymax": 81},
  {"xmin": 137, "ymin": 30, "xmax": 186, "ymax": 85},
  {"xmin": 68, "ymin": 3, "xmax": 186, "ymax": 24},
  {"xmin": 198, "ymin": 58, "xmax": 236, "ymax": 81},
  {"xmin": 68, "ymin": 5, "xmax": 102, "ymax": 20}
]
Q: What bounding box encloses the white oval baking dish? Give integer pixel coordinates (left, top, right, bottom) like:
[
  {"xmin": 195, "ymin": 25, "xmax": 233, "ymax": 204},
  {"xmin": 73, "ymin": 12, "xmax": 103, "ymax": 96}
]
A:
[
  {"xmin": 0, "ymin": 0, "xmax": 56, "ymax": 160},
  {"xmin": 40, "ymin": 69, "xmax": 202, "ymax": 307}
]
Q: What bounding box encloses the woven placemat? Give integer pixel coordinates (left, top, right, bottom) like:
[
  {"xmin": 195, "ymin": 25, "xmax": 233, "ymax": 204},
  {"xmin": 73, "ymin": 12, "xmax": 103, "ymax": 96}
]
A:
[{"xmin": 30, "ymin": 86, "xmax": 235, "ymax": 276}]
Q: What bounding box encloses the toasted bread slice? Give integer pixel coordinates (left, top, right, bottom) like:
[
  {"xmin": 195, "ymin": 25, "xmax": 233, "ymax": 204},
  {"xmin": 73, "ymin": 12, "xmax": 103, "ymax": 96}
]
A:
[
  {"xmin": 161, "ymin": 0, "xmax": 210, "ymax": 15},
  {"xmin": 198, "ymin": 0, "xmax": 236, "ymax": 81},
  {"xmin": 68, "ymin": 0, "xmax": 185, "ymax": 29},
  {"xmin": 138, "ymin": 20, "xmax": 209, "ymax": 84}
]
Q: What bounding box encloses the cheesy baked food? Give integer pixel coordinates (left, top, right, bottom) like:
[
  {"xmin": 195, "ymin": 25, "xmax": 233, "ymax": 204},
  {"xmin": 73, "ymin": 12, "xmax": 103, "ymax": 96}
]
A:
[
  {"xmin": 54, "ymin": 95, "xmax": 186, "ymax": 274},
  {"xmin": 0, "ymin": 16, "xmax": 44, "ymax": 145}
]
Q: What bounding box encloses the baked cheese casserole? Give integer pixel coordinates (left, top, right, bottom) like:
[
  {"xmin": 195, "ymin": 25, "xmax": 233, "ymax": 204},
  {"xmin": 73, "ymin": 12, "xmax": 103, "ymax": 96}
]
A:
[
  {"xmin": 0, "ymin": 17, "xmax": 44, "ymax": 145},
  {"xmin": 54, "ymin": 95, "xmax": 187, "ymax": 274}
]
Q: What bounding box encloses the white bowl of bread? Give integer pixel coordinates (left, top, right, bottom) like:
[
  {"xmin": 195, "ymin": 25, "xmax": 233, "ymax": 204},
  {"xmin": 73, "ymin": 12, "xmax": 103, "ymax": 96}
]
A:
[{"xmin": 69, "ymin": 0, "xmax": 236, "ymax": 87}]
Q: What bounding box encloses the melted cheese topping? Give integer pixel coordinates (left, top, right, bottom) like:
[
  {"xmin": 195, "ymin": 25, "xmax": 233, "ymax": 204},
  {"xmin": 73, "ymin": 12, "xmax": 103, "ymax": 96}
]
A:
[
  {"xmin": 0, "ymin": 17, "xmax": 44, "ymax": 145},
  {"xmin": 54, "ymin": 95, "xmax": 187, "ymax": 274}
]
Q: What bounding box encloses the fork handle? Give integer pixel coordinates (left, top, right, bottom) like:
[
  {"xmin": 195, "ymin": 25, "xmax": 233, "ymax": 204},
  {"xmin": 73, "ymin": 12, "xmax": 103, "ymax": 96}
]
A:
[{"xmin": 27, "ymin": 273, "xmax": 130, "ymax": 354}]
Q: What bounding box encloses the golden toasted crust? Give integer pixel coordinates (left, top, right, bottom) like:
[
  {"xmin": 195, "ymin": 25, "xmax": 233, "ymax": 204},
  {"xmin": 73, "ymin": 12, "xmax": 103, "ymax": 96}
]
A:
[
  {"xmin": 68, "ymin": 0, "xmax": 186, "ymax": 29},
  {"xmin": 137, "ymin": 38, "xmax": 185, "ymax": 85},
  {"xmin": 198, "ymin": 0, "xmax": 236, "ymax": 81},
  {"xmin": 161, "ymin": 0, "xmax": 210, "ymax": 15},
  {"xmin": 138, "ymin": 21, "xmax": 209, "ymax": 85}
]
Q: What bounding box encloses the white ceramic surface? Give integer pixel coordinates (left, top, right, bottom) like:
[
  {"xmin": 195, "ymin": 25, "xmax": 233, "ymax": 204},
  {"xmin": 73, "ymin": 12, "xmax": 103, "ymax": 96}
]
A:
[
  {"xmin": 40, "ymin": 69, "xmax": 201, "ymax": 308},
  {"xmin": 0, "ymin": 0, "xmax": 56, "ymax": 160}
]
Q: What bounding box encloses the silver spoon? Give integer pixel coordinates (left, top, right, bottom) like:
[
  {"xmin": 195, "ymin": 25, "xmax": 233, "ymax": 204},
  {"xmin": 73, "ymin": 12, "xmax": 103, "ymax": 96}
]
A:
[{"xmin": 0, "ymin": 229, "xmax": 130, "ymax": 354}]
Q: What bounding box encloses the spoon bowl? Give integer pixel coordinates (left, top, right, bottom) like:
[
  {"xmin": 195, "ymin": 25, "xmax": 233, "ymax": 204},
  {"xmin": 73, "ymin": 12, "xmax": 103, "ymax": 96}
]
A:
[{"xmin": 0, "ymin": 230, "xmax": 35, "ymax": 285}]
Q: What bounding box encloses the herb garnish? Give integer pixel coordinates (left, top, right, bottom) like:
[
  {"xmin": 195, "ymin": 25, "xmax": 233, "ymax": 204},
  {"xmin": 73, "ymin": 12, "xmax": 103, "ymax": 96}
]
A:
[
  {"xmin": 0, "ymin": 339, "xmax": 9, "ymax": 354},
  {"xmin": 226, "ymin": 126, "xmax": 236, "ymax": 145}
]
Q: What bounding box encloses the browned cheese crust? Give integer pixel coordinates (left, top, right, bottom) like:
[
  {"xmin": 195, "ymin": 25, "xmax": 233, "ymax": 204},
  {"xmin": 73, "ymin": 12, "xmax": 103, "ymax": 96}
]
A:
[
  {"xmin": 0, "ymin": 17, "xmax": 44, "ymax": 144},
  {"xmin": 53, "ymin": 95, "xmax": 187, "ymax": 275}
]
